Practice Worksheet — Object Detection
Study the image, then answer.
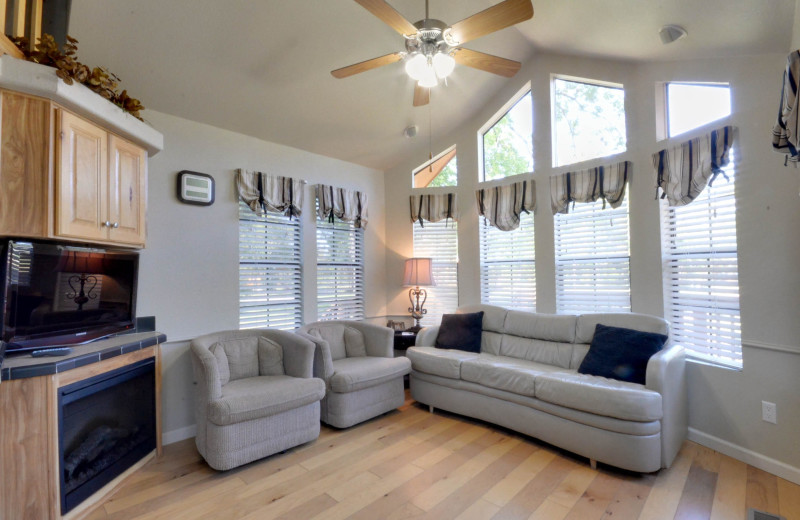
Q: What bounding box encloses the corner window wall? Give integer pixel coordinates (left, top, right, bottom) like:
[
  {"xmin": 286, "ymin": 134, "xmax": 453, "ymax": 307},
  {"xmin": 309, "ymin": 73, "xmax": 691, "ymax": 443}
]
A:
[
  {"xmin": 552, "ymin": 77, "xmax": 626, "ymax": 167},
  {"xmin": 482, "ymin": 90, "xmax": 533, "ymax": 181}
]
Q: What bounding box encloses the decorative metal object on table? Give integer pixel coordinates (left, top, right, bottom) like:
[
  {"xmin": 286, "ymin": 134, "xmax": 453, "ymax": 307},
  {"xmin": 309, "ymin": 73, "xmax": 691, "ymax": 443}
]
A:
[{"xmin": 403, "ymin": 257, "xmax": 436, "ymax": 332}]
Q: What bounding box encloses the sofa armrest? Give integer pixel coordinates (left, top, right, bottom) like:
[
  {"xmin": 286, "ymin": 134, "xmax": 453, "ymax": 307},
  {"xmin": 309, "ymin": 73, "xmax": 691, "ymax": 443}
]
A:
[
  {"xmin": 296, "ymin": 331, "xmax": 335, "ymax": 380},
  {"xmin": 645, "ymin": 344, "xmax": 687, "ymax": 468},
  {"xmin": 269, "ymin": 330, "xmax": 316, "ymax": 378},
  {"xmin": 416, "ymin": 326, "xmax": 440, "ymax": 347},
  {"xmin": 190, "ymin": 343, "xmax": 222, "ymax": 402}
]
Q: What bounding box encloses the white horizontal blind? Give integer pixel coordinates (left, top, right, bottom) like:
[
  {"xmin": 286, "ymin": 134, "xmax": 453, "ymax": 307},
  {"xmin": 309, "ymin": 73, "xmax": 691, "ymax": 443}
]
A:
[
  {"xmin": 662, "ymin": 157, "xmax": 741, "ymax": 367},
  {"xmin": 554, "ymin": 196, "xmax": 631, "ymax": 313},
  {"xmin": 316, "ymin": 217, "xmax": 365, "ymax": 321},
  {"xmin": 413, "ymin": 220, "xmax": 458, "ymax": 326},
  {"xmin": 479, "ymin": 212, "xmax": 535, "ymax": 311},
  {"xmin": 238, "ymin": 201, "xmax": 303, "ymax": 330}
]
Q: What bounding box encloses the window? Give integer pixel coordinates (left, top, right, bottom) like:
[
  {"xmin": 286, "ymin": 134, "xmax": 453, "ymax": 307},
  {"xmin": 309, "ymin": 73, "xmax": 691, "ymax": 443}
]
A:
[
  {"xmin": 552, "ymin": 77, "xmax": 626, "ymax": 167},
  {"xmin": 414, "ymin": 146, "xmax": 457, "ymax": 188},
  {"xmin": 482, "ymin": 90, "xmax": 533, "ymax": 181},
  {"xmin": 554, "ymin": 196, "xmax": 631, "ymax": 313},
  {"xmin": 316, "ymin": 217, "xmax": 365, "ymax": 321},
  {"xmin": 479, "ymin": 212, "xmax": 535, "ymax": 311},
  {"xmin": 661, "ymin": 83, "xmax": 740, "ymax": 367},
  {"xmin": 413, "ymin": 220, "xmax": 458, "ymax": 325},
  {"xmin": 238, "ymin": 202, "xmax": 302, "ymax": 330}
]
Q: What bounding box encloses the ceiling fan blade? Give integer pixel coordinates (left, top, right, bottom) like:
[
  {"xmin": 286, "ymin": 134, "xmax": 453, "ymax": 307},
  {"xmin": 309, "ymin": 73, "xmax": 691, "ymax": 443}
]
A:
[
  {"xmin": 354, "ymin": 0, "xmax": 418, "ymax": 37},
  {"xmin": 413, "ymin": 84, "xmax": 430, "ymax": 106},
  {"xmin": 331, "ymin": 52, "xmax": 404, "ymax": 78},
  {"xmin": 447, "ymin": 0, "xmax": 533, "ymax": 45},
  {"xmin": 452, "ymin": 48, "xmax": 521, "ymax": 78}
]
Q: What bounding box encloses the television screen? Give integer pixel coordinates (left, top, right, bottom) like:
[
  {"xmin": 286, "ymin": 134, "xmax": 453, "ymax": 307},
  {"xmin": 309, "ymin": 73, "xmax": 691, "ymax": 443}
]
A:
[{"xmin": 1, "ymin": 240, "xmax": 138, "ymax": 351}]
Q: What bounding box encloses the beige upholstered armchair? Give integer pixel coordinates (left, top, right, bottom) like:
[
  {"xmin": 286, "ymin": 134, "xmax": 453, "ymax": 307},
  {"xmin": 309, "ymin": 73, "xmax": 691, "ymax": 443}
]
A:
[
  {"xmin": 190, "ymin": 329, "xmax": 325, "ymax": 470},
  {"xmin": 296, "ymin": 321, "xmax": 411, "ymax": 428}
]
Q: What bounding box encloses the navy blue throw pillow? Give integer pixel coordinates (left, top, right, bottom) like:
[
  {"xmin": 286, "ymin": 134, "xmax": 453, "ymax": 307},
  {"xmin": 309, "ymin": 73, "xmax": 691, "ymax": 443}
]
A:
[
  {"xmin": 435, "ymin": 312, "xmax": 484, "ymax": 353},
  {"xmin": 577, "ymin": 324, "xmax": 668, "ymax": 385}
]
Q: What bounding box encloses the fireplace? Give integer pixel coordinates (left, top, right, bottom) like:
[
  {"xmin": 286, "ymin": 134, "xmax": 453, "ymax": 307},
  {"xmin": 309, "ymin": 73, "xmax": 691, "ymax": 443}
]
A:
[{"xmin": 58, "ymin": 358, "xmax": 156, "ymax": 515}]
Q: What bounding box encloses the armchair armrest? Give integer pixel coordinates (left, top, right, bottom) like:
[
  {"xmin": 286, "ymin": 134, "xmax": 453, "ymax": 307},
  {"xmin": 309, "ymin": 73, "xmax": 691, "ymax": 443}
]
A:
[
  {"xmin": 415, "ymin": 326, "xmax": 440, "ymax": 347},
  {"xmin": 190, "ymin": 343, "xmax": 222, "ymax": 402},
  {"xmin": 296, "ymin": 331, "xmax": 335, "ymax": 380},
  {"xmin": 261, "ymin": 329, "xmax": 315, "ymax": 379},
  {"xmin": 645, "ymin": 344, "xmax": 687, "ymax": 468},
  {"xmin": 339, "ymin": 321, "xmax": 393, "ymax": 357}
]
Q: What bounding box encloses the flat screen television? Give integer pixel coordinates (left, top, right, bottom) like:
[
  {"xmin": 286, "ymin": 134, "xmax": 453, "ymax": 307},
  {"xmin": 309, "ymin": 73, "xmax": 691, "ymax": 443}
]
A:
[{"xmin": 0, "ymin": 240, "xmax": 138, "ymax": 352}]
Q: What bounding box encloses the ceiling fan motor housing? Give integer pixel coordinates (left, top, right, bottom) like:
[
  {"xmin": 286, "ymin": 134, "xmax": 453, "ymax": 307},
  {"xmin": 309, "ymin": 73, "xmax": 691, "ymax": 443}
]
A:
[{"xmin": 405, "ymin": 19, "xmax": 451, "ymax": 56}]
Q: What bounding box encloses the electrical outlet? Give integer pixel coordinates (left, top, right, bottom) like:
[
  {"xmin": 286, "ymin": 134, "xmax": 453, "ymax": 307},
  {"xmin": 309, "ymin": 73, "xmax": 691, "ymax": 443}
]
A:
[{"xmin": 762, "ymin": 401, "xmax": 777, "ymax": 424}]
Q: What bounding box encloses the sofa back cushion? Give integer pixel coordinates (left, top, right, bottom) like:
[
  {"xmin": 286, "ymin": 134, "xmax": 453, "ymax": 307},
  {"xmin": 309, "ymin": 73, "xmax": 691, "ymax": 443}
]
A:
[
  {"xmin": 211, "ymin": 336, "xmax": 259, "ymax": 384},
  {"xmin": 457, "ymin": 304, "xmax": 507, "ymax": 355},
  {"xmin": 306, "ymin": 324, "xmax": 367, "ymax": 359},
  {"xmin": 499, "ymin": 312, "xmax": 577, "ymax": 368},
  {"xmin": 258, "ymin": 337, "xmax": 285, "ymax": 376}
]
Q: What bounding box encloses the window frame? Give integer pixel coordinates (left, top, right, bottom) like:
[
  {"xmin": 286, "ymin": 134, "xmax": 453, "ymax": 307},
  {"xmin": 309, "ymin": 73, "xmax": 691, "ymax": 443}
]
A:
[
  {"xmin": 479, "ymin": 82, "xmax": 533, "ymax": 182},
  {"xmin": 479, "ymin": 211, "xmax": 536, "ymax": 312},
  {"xmin": 412, "ymin": 144, "xmax": 458, "ymax": 188},
  {"xmin": 412, "ymin": 219, "xmax": 459, "ymax": 326},
  {"xmin": 315, "ymin": 214, "xmax": 366, "ymax": 322}
]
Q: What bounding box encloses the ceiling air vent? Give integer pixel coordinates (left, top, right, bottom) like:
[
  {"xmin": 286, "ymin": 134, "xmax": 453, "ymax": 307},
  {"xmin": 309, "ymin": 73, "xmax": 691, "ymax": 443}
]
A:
[{"xmin": 747, "ymin": 509, "xmax": 785, "ymax": 520}]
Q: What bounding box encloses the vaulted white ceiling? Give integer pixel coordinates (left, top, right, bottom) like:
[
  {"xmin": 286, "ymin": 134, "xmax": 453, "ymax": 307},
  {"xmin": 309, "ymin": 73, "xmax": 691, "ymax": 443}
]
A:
[{"xmin": 68, "ymin": 0, "xmax": 795, "ymax": 171}]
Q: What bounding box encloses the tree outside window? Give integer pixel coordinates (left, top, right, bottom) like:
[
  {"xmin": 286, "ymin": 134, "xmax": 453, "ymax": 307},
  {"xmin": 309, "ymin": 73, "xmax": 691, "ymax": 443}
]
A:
[{"xmin": 482, "ymin": 91, "xmax": 533, "ymax": 181}]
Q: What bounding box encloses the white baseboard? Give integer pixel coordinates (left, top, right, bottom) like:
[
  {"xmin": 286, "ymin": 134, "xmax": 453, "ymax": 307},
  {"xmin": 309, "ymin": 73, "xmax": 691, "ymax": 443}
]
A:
[
  {"xmin": 688, "ymin": 427, "xmax": 800, "ymax": 485},
  {"xmin": 162, "ymin": 424, "xmax": 196, "ymax": 445}
]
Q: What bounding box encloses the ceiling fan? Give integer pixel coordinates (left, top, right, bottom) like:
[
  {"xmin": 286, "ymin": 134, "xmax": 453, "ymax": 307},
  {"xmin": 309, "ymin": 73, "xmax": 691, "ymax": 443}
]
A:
[{"xmin": 331, "ymin": 0, "xmax": 534, "ymax": 107}]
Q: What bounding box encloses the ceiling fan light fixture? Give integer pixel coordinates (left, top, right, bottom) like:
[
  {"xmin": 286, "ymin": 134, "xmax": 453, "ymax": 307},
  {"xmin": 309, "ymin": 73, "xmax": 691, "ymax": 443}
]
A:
[
  {"xmin": 405, "ymin": 53, "xmax": 428, "ymax": 80},
  {"xmin": 432, "ymin": 52, "xmax": 455, "ymax": 79},
  {"xmin": 419, "ymin": 67, "xmax": 438, "ymax": 88}
]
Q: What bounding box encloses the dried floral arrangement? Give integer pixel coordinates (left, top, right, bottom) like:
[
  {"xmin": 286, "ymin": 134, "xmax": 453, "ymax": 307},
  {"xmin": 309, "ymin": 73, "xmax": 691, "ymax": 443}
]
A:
[{"xmin": 11, "ymin": 34, "xmax": 145, "ymax": 120}]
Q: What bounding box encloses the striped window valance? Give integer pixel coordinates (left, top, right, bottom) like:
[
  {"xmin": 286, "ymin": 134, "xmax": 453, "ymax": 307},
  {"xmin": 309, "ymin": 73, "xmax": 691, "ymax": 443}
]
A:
[
  {"xmin": 653, "ymin": 125, "xmax": 735, "ymax": 207},
  {"xmin": 476, "ymin": 179, "xmax": 535, "ymax": 231},
  {"xmin": 316, "ymin": 184, "xmax": 369, "ymax": 229},
  {"xmin": 550, "ymin": 161, "xmax": 631, "ymax": 215},
  {"xmin": 772, "ymin": 51, "xmax": 800, "ymax": 164},
  {"xmin": 237, "ymin": 169, "xmax": 305, "ymax": 218},
  {"xmin": 409, "ymin": 193, "xmax": 457, "ymax": 226}
]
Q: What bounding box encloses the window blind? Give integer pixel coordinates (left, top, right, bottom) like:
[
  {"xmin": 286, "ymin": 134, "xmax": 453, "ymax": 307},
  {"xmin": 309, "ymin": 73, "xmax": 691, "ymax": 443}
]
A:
[
  {"xmin": 554, "ymin": 195, "xmax": 630, "ymax": 313},
  {"xmin": 662, "ymin": 158, "xmax": 741, "ymax": 367},
  {"xmin": 316, "ymin": 217, "xmax": 365, "ymax": 321},
  {"xmin": 479, "ymin": 212, "xmax": 535, "ymax": 311},
  {"xmin": 413, "ymin": 220, "xmax": 458, "ymax": 326},
  {"xmin": 238, "ymin": 201, "xmax": 303, "ymax": 330}
]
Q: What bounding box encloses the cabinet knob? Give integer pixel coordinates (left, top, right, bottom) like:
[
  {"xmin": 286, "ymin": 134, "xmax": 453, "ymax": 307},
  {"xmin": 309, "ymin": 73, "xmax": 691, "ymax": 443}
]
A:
[
  {"xmin": 112, "ymin": 222, "xmax": 119, "ymax": 228},
  {"xmin": 103, "ymin": 221, "xmax": 111, "ymax": 227}
]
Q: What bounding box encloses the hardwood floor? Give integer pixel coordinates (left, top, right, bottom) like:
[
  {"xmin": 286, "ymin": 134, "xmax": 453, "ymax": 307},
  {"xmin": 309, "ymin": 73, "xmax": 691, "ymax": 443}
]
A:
[{"xmin": 85, "ymin": 396, "xmax": 800, "ymax": 520}]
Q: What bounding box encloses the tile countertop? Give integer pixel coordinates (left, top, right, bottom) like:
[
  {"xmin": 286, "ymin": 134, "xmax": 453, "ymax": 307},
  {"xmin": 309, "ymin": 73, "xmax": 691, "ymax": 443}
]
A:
[{"xmin": 0, "ymin": 331, "xmax": 167, "ymax": 381}]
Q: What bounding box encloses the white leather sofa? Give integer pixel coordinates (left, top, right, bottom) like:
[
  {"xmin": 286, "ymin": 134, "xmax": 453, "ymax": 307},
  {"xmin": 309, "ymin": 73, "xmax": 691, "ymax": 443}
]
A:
[{"xmin": 407, "ymin": 304, "xmax": 687, "ymax": 473}]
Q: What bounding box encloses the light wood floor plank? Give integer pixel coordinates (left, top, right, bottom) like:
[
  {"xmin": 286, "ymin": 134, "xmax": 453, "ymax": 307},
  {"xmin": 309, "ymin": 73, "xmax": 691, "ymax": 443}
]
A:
[{"xmin": 82, "ymin": 397, "xmax": 800, "ymax": 520}]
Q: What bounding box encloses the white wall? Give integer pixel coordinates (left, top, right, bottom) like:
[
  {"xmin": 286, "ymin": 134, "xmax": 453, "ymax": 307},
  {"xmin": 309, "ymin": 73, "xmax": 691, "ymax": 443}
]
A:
[
  {"xmin": 384, "ymin": 51, "xmax": 800, "ymax": 481},
  {"xmin": 139, "ymin": 111, "xmax": 386, "ymax": 440}
]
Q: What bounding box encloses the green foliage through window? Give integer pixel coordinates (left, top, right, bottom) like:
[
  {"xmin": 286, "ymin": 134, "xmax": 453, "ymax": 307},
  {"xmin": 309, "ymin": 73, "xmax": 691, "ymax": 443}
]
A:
[{"xmin": 482, "ymin": 91, "xmax": 533, "ymax": 181}]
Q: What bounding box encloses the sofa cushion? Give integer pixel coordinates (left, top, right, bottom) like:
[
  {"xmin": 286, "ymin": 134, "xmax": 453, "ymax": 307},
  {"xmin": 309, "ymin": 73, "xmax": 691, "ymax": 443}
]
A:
[
  {"xmin": 207, "ymin": 375, "xmax": 325, "ymax": 426},
  {"xmin": 436, "ymin": 312, "xmax": 484, "ymax": 352},
  {"xmin": 578, "ymin": 324, "xmax": 668, "ymax": 384},
  {"xmin": 329, "ymin": 356, "xmax": 411, "ymax": 393},
  {"xmin": 212, "ymin": 337, "xmax": 259, "ymax": 382},
  {"xmin": 306, "ymin": 324, "xmax": 366, "ymax": 360},
  {"xmin": 458, "ymin": 304, "xmax": 507, "ymax": 333},
  {"xmin": 406, "ymin": 346, "xmax": 479, "ymax": 379},
  {"xmin": 575, "ymin": 313, "xmax": 669, "ymax": 344},
  {"xmin": 460, "ymin": 355, "xmax": 564, "ymax": 397},
  {"xmin": 504, "ymin": 311, "xmax": 577, "ymax": 343},
  {"xmin": 258, "ymin": 337, "xmax": 284, "ymax": 376},
  {"xmin": 535, "ymin": 372, "xmax": 663, "ymax": 422},
  {"xmin": 499, "ymin": 336, "xmax": 574, "ymax": 368}
]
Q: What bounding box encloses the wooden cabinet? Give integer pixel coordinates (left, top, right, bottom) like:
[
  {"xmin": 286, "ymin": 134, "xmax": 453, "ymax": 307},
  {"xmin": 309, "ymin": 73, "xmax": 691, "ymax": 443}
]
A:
[
  {"xmin": 0, "ymin": 88, "xmax": 149, "ymax": 248},
  {"xmin": 55, "ymin": 111, "xmax": 147, "ymax": 246}
]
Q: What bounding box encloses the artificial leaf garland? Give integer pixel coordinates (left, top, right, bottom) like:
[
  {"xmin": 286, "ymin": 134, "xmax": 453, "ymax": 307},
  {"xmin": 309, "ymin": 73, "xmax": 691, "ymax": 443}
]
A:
[{"xmin": 11, "ymin": 34, "xmax": 145, "ymax": 120}]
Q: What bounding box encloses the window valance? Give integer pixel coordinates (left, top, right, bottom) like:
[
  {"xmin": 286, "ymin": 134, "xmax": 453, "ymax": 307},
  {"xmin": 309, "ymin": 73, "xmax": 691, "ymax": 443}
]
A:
[
  {"xmin": 476, "ymin": 179, "xmax": 535, "ymax": 231},
  {"xmin": 237, "ymin": 169, "xmax": 305, "ymax": 218},
  {"xmin": 653, "ymin": 125, "xmax": 735, "ymax": 207},
  {"xmin": 549, "ymin": 161, "xmax": 631, "ymax": 215},
  {"xmin": 316, "ymin": 184, "xmax": 368, "ymax": 229},
  {"xmin": 409, "ymin": 193, "xmax": 457, "ymax": 226},
  {"xmin": 772, "ymin": 51, "xmax": 800, "ymax": 164}
]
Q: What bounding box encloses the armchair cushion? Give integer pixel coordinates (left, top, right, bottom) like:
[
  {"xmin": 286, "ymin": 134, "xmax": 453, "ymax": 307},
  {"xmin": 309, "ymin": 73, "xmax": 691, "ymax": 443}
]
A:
[
  {"xmin": 258, "ymin": 337, "xmax": 284, "ymax": 376},
  {"xmin": 208, "ymin": 375, "xmax": 325, "ymax": 426},
  {"xmin": 578, "ymin": 324, "xmax": 668, "ymax": 384},
  {"xmin": 306, "ymin": 324, "xmax": 367, "ymax": 359},
  {"xmin": 329, "ymin": 356, "xmax": 411, "ymax": 393},
  {"xmin": 212, "ymin": 337, "xmax": 259, "ymax": 383}
]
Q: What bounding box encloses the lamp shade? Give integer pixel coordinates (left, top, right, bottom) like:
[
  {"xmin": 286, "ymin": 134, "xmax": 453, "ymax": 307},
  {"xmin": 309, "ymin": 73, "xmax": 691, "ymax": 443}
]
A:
[
  {"xmin": 403, "ymin": 257, "xmax": 435, "ymax": 287},
  {"xmin": 55, "ymin": 251, "xmax": 107, "ymax": 274}
]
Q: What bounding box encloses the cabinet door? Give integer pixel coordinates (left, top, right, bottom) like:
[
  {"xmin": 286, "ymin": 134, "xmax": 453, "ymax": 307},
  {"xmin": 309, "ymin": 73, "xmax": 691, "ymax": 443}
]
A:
[
  {"xmin": 56, "ymin": 110, "xmax": 108, "ymax": 241},
  {"xmin": 108, "ymin": 135, "xmax": 147, "ymax": 246}
]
